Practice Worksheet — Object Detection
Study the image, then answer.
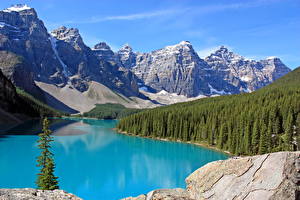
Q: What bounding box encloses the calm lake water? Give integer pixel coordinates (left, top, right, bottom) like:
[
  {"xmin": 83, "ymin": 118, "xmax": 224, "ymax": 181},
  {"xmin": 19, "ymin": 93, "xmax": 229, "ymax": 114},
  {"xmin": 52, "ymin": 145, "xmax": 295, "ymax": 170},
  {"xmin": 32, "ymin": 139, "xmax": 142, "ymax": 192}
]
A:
[{"xmin": 0, "ymin": 118, "xmax": 228, "ymax": 200}]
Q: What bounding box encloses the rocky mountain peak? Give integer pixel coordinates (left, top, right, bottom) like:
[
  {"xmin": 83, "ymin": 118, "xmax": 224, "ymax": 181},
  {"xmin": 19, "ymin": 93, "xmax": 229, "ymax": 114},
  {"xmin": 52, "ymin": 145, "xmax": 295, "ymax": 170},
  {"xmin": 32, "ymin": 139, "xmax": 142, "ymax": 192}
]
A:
[
  {"xmin": 51, "ymin": 26, "xmax": 85, "ymax": 50},
  {"xmin": 117, "ymin": 44, "xmax": 136, "ymax": 69},
  {"xmin": 261, "ymin": 56, "xmax": 286, "ymax": 68},
  {"xmin": 206, "ymin": 46, "xmax": 244, "ymax": 63},
  {"xmin": 177, "ymin": 40, "xmax": 192, "ymax": 48},
  {"xmin": 1, "ymin": 4, "xmax": 38, "ymax": 22},
  {"xmin": 93, "ymin": 42, "xmax": 115, "ymax": 62},
  {"xmin": 163, "ymin": 40, "xmax": 194, "ymax": 52},
  {"xmin": 264, "ymin": 56, "xmax": 283, "ymax": 64},
  {"xmin": 51, "ymin": 26, "xmax": 81, "ymax": 41},
  {"xmin": 94, "ymin": 42, "xmax": 112, "ymax": 51},
  {"xmin": 0, "ymin": 4, "xmax": 40, "ymax": 29},
  {"xmin": 120, "ymin": 43, "xmax": 133, "ymax": 52}
]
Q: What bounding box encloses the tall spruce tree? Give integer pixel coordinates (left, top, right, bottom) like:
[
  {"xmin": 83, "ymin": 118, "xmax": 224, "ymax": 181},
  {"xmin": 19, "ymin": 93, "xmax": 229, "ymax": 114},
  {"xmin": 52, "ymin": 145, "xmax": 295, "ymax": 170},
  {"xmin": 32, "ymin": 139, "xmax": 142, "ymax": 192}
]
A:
[
  {"xmin": 296, "ymin": 113, "xmax": 300, "ymax": 150},
  {"xmin": 36, "ymin": 118, "xmax": 59, "ymax": 190},
  {"xmin": 251, "ymin": 120, "xmax": 260, "ymax": 154},
  {"xmin": 284, "ymin": 111, "xmax": 293, "ymax": 151},
  {"xmin": 259, "ymin": 122, "xmax": 268, "ymax": 154}
]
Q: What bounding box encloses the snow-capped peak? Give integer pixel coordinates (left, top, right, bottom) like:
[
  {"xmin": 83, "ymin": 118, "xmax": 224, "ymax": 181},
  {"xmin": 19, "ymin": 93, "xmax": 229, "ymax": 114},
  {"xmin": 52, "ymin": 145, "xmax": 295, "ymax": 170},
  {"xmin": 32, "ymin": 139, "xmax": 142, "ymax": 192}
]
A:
[
  {"xmin": 120, "ymin": 43, "xmax": 132, "ymax": 51},
  {"xmin": 179, "ymin": 41, "xmax": 191, "ymax": 46},
  {"xmin": 3, "ymin": 4, "xmax": 31, "ymax": 12},
  {"xmin": 266, "ymin": 56, "xmax": 278, "ymax": 60},
  {"xmin": 159, "ymin": 41, "xmax": 194, "ymax": 55}
]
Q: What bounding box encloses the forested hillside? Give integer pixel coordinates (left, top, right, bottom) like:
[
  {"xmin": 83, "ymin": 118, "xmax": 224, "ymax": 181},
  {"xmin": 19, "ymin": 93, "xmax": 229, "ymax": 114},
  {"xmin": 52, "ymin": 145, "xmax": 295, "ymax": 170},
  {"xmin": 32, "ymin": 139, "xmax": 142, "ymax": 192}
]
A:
[
  {"xmin": 16, "ymin": 88, "xmax": 64, "ymax": 117},
  {"xmin": 0, "ymin": 67, "xmax": 63, "ymax": 129},
  {"xmin": 117, "ymin": 67, "xmax": 300, "ymax": 155}
]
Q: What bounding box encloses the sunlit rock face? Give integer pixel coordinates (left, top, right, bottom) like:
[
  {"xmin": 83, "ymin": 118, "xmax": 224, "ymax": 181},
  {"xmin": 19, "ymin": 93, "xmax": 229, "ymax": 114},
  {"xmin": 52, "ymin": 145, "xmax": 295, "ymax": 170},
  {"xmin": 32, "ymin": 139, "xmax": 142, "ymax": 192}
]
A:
[
  {"xmin": 205, "ymin": 46, "xmax": 291, "ymax": 93},
  {"xmin": 114, "ymin": 43, "xmax": 290, "ymax": 97}
]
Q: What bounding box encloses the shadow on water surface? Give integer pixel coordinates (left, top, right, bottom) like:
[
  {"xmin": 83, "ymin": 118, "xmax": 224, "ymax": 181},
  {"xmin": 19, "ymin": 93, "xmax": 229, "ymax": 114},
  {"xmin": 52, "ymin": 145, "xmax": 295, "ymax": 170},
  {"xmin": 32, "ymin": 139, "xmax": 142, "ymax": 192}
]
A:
[{"xmin": 1, "ymin": 119, "xmax": 80, "ymax": 136}]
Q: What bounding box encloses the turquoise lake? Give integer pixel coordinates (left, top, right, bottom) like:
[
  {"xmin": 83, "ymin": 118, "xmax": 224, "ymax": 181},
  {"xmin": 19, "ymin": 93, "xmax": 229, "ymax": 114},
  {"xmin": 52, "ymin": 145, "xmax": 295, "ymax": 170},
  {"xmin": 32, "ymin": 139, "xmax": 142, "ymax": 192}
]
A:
[{"xmin": 0, "ymin": 118, "xmax": 228, "ymax": 200}]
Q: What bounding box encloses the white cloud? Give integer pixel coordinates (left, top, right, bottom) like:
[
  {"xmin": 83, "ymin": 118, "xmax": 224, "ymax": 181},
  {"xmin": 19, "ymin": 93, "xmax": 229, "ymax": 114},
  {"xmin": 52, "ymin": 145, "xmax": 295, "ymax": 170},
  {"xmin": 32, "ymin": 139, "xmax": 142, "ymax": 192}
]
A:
[
  {"xmin": 61, "ymin": 0, "xmax": 283, "ymax": 25},
  {"xmin": 64, "ymin": 9, "xmax": 185, "ymax": 24},
  {"xmin": 101, "ymin": 9, "xmax": 181, "ymax": 21}
]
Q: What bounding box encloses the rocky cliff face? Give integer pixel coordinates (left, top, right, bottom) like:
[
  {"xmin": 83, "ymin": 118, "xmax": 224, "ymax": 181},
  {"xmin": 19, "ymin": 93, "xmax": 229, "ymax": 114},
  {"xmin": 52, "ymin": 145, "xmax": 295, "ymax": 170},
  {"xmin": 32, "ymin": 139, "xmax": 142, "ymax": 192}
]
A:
[
  {"xmin": 0, "ymin": 188, "xmax": 82, "ymax": 200},
  {"xmin": 205, "ymin": 46, "xmax": 291, "ymax": 92},
  {"xmin": 118, "ymin": 43, "xmax": 291, "ymax": 97},
  {"xmin": 123, "ymin": 151, "xmax": 300, "ymax": 200},
  {"xmin": 117, "ymin": 44, "xmax": 137, "ymax": 69},
  {"xmin": 128, "ymin": 41, "xmax": 208, "ymax": 97},
  {"xmin": 0, "ymin": 5, "xmax": 66, "ymax": 85}
]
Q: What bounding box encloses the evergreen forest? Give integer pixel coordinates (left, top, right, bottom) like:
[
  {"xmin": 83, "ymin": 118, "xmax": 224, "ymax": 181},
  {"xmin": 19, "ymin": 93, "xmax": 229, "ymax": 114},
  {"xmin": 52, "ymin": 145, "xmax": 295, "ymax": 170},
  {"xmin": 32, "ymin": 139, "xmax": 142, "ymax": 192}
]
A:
[{"xmin": 117, "ymin": 67, "xmax": 300, "ymax": 155}]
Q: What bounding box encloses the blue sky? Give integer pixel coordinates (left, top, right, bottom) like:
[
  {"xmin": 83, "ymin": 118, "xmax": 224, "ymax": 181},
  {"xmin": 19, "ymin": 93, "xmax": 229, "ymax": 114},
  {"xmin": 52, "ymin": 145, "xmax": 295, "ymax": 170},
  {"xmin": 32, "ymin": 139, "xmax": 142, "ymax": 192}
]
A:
[{"xmin": 1, "ymin": 0, "xmax": 300, "ymax": 69}]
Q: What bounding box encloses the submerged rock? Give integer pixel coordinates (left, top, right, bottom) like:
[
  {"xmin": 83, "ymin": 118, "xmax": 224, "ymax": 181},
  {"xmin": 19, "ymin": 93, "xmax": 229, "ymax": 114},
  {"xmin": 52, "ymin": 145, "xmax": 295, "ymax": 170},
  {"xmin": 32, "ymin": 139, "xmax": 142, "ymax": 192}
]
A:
[
  {"xmin": 122, "ymin": 151, "xmax": 300, "ymax": 200},
  {"xmin": 0, "ymin": 188, "xmax": 82, "ymax": 200}
]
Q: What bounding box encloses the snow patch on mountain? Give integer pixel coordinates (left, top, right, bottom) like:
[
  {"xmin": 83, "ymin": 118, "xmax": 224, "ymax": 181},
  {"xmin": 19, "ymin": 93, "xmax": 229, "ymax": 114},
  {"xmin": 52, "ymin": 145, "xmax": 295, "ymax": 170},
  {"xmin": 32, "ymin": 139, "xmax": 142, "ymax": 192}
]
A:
[
  {"xmin": 266, "ymin": 56, "xmax": 278, "ymax": 60},
  {"xmin": 140, "ymin": 89, "xmax": 207, "ymax": 105},
  {"xmin": 208, "ymin": 84, "xmax": 231, "ymax": 95},
  {"xmin": 49, "ymin": 36, "xmax": 70, "ymax": 78},
  {"xmin": 0, "ymin": 22, "xmax": 19, "ymax": 30},
  {"xmin": 139, "ymin": 86, "xmax": 148, "ymax": 92},
  {"xmin": 3, "ymin": 4, "xmax": 31, "ymax": 12},
  {"xmin": 240, "ymin": 76, "xmax": 252, "ymax": 82}
]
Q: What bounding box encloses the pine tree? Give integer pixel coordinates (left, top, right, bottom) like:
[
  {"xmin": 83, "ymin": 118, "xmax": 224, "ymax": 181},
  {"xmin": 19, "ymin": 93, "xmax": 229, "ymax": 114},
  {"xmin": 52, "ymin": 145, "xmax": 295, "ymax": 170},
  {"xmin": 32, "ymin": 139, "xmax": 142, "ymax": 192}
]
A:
[
  {"xmin": 36, "ymin": 118, "xmax": 59, "ymax": 190},
  {"xmin": 244, "ymin": 122, "xmax": 251, "ymax": 154},
  {"xmin": 217, "ymin": 124, "xmax": 225, "ymax": 149},
  {"xmin": 251, "ymin": 120, "xmax": 260, "ymax": 154},
  {"xmin": 296, "ymin": 113, "xmax": 300, "ymax": 151},
  {"xmin": 266, "ymin": 120, "xmax": 273, "ymax": 152},
  {"xmin": 259, "ymin": 122, "xmax": 268, "ymax": 154},
  {"xmin": 284, "ymin": 111, "xmax": 293, "ymax": 151}
]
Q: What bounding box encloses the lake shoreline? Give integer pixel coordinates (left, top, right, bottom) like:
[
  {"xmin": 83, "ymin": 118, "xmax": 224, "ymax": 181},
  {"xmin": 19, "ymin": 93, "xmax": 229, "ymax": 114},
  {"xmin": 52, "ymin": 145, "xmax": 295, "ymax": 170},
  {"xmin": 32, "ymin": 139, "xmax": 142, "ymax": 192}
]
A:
[
  {"xmin": 57, "ymin": 117, "xmax": 231, "ymax": 156},
  {"xmin": 114, "ymin": 128, "xmax": 232, "ymax": 157},
  {"xmin": 60, "ymin": 116, "xmax": 118, "ymax": 120}
]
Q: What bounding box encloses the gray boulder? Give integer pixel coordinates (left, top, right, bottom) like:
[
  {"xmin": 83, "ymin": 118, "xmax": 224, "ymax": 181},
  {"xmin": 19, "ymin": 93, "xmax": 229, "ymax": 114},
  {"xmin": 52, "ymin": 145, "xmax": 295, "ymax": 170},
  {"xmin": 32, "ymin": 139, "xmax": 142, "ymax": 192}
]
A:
[{"xmin": 0, "ymin": 188, "xmax": 82, "ymax": 200}]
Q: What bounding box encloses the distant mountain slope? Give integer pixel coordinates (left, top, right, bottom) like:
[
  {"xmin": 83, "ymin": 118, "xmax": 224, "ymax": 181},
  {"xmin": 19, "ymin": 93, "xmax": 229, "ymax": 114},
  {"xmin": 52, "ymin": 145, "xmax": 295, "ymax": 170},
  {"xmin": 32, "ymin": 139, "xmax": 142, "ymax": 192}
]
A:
[{"xmin": 117, "ymin": 67, "xmax": 300, "ymax": 155}]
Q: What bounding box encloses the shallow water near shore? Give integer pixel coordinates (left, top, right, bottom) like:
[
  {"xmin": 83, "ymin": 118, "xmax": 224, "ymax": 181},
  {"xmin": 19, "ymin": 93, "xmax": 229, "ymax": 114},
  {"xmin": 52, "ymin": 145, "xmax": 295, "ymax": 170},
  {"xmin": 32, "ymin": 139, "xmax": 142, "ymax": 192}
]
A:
[{"xmin": 0, "ymin": 118, "xmax": 228, "ymax": 200}]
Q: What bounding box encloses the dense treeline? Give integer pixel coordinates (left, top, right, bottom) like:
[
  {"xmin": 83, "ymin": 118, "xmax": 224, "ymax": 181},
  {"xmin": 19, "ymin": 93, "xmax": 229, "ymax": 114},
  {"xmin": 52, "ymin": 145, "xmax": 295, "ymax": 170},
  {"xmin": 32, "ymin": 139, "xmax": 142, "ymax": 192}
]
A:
[
  {"xmin": 79, "ymin": 103, "xmax": 144, "ymax": 119},
  {"xmin": 16, "ymin": 88, "xmax": 64, "ymax": 117},
  {"xmin": 117, "ymin": 67, "xmax": 300, "ymax": 155}
]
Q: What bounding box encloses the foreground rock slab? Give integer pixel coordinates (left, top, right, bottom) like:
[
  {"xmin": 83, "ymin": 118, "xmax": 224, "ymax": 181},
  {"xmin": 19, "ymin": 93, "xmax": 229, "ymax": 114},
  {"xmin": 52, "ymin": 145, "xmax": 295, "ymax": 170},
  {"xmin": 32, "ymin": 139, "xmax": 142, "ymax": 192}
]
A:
[
  {"xmin": 122, "ymin": 151, "xmax": 300, "ymax": 200},
  {"xmin": 0, "ymin": 188, "xmax": 82, "ymax": 200}
]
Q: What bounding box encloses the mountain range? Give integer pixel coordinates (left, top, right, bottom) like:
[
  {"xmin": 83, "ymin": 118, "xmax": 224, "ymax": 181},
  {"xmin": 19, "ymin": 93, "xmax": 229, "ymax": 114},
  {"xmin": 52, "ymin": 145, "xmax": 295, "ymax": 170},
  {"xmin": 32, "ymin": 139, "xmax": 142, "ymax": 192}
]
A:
[{"xmin": 0, "ymin": 4, "xmax": 291, "ymax": 113}]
